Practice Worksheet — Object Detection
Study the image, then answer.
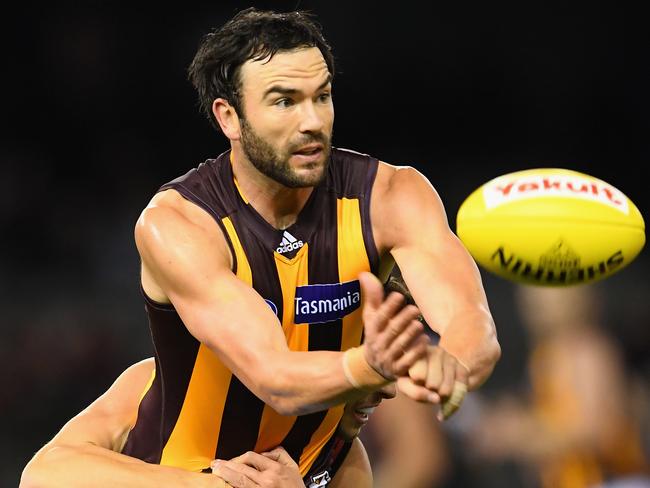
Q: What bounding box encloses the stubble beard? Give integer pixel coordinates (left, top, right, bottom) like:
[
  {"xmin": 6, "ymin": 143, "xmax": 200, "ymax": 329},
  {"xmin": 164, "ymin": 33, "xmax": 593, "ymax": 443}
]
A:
[{"xmin": 239, "ymin": 118, "xmax": 331, "ymax": 188}]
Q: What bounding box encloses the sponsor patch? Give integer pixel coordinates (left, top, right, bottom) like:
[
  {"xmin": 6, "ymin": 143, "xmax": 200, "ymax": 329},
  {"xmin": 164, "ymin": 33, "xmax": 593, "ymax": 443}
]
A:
[
  {"xmin": 482, "ymin": 174, "xmax": 629, "ymax": 214},
  {"xmin": 264, "ymin": 299, "xmax": 278, "ymax": 316},
  {"xmin": 294, "ymin": 280, "xmax": 361, "ymax": 324}
]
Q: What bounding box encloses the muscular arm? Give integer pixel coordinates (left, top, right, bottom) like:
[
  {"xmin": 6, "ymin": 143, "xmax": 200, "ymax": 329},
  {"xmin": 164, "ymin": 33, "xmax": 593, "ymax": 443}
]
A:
[
  {"xmin": 372, "ymin": 164, "xmax": 501, "ymax": 389},
  {"xmin": 20, "ymin": 359, "xmax": 225, "ymax": 488},
  {"xmin": 136, "ymin": 191, "xmax": 428, "ymax": 416}
]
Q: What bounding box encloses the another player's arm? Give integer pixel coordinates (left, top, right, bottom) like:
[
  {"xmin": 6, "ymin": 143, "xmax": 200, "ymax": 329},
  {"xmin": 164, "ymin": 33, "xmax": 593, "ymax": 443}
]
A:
[
  {"xmin": 136, "ymin": 191, "xmax": 430, "ymax": 416},
  {"xmin": 372, "ymin": 164, "xmax": 501, "ymax": 391},
  {"xmin": 211, "ymin": 447, "xmax": 304, "ymax": 488},
  {"xmin": 20, "ymin": 359, "xmax": 226, "ymax": 488},
  {"xmin": 211, "ymin": 440, "xmax": 371, "ymax": 488}
]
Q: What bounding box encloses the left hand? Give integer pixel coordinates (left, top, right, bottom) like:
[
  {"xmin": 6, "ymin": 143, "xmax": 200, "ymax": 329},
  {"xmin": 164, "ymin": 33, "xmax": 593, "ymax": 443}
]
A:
[
  {"xmin": 210, "ymin": 447, "xmax": 304, "ymax": 488},
  {"xmin": 398, "ymin": 345, "xmax": 470, "ymax": 420}
]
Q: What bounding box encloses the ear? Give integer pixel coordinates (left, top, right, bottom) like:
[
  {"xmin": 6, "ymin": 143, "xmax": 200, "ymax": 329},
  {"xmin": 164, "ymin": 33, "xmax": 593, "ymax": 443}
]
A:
[{"xmin": 212, "ymin": 98, "xmax": 241, "ymax": 140}]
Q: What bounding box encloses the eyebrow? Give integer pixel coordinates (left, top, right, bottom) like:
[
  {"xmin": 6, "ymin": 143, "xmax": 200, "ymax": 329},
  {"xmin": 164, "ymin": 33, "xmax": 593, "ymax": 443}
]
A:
[{"xmin": 262, "ymin": 74, "xmax": 332, "ymax": 99}]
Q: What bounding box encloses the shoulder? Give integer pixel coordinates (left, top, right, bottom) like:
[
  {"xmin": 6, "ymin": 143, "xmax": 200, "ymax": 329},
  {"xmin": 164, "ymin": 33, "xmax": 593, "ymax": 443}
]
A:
[
  {"xmin": 114, "ymin": 358, "xmax": 155, "ymax": 391},
  {"xmin": 330, "ymin": 438, "xmax": 372, "ymax": 488},
  {"xmin": 328, "ymin": 147, "xmax": 378, "ymax": 196},
  {"xmin": 372, "ymin": 162, "xmax": 450, "ymax": 251},
  {"xmin": 137, "ymin": 189, "xmax": 212, "ymax": 234},
  {"xmin": 55, "ymin": 359, "xmax": 155, "ymax": 453},
  {"xmin": 97, "ymin": 358, "xmax": 155, "ymax": 416},
  {"xmin": 374, "ymin": 162, "xmax": 439, "ymax": 201},
  {"xmin": 135, "ymin": 189, "xmax": 232, "ymax": 269}
]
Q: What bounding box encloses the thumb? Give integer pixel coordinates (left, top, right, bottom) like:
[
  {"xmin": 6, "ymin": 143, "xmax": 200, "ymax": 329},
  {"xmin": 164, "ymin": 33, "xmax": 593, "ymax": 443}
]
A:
[
  {"xmin": 358, "ymin": 271, "xmax": 384, "ymax": 311},
  {"xmin": 261, "ymin": 447, "xmax": 298, "ymax": 468},
  {"xmin": 408, "ymin": 356, "xmax": 428, "ymax": 385}
]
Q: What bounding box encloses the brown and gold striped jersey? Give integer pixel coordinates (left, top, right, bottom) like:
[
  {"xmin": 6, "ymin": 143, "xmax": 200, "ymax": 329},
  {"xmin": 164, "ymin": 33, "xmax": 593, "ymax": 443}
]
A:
[{"xmin": 122, "ymin": 148, "xmax": 380, "ymax": 476}]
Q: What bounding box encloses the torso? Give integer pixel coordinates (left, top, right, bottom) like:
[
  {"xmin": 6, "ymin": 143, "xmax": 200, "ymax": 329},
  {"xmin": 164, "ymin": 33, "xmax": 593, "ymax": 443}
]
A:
[{"xmin": 123, "ymin": 148, "xmax": 381, "ymax": 476}]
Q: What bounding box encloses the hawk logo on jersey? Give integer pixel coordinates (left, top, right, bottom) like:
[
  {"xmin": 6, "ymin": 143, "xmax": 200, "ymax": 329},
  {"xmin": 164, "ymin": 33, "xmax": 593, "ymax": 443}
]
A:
[
  {"xmin": 276, "ymin": 230, "xmax": 304, "ymax": 254},
  {"xmin": 308, "ymin": 470, "xmax": 331, "ymax": 487},
  {"xmin": 294, "ymin": 280, "xmax": 361, "ymax": 324}
]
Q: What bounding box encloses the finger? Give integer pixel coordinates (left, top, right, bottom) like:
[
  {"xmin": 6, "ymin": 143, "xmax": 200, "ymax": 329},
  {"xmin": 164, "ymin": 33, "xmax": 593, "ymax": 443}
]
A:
[
  {"xmin": 389, "ymin": 303, "xmax": 421, "ymax": 327},
  {"xmin": 424, "ymin": 346, "xmax": 444, "ymax": 391},
  {"xmin": 227, "ymin": 451, "xmax": 276, "ymax": 471},
  {"xmin": 376, "ymin": 304, "xmax": 421, "ymax": 349},
  {"xmin": 437, "ymin": 352, "xmax": 458, "ymax": 398},
  {"xmin": 358, "ymin": 271, "xmax": 384, "ymax": 311},
  {"xmin": 456, "ymin": 359, "xmax": 470, "ymax": 385},
  {"xmin": 408, "ymin": 356, "xmax": 427, "ymax": 384},
  {"xmin": 393, "ymin": 334, "xmax": 429, "ymax": 376},
  {"xmin": 261, "ymin": 447, "xmax": 299, "ymax": 468},
  {"xmin": 372, "ymin": 292, "xmax": 407, "ymax": 332},
  {"xmin": 439, "ymin": 381, "xmax": 468, "ymax": 421},
  {"xmin": 384, "ymin": 319, "xmax": 423, "ymax": 362},
  {"xmin": 397, "ymin": 376, "xmax": 439, "ymax": 404},
  {"xmin": 211, "ymin": 461, "xmax": 260, "ymax": 488}
]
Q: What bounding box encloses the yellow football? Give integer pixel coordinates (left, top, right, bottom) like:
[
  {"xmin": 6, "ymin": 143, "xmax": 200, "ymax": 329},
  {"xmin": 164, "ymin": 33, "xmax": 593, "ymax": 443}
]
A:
[{"xmin": 456, "ymin": 168, "xmax": 645, "ymax": 286}]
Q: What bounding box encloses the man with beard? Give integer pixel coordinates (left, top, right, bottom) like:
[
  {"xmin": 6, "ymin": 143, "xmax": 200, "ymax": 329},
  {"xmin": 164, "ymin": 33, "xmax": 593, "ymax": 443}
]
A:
[{"xmin": 125, "ymin": 7, "xmax": 500, "ymax": 481}]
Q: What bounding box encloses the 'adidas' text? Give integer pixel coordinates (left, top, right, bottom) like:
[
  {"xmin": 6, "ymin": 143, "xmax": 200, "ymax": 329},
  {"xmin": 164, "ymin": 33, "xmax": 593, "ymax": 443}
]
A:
[{"xmin": 276, "ymin": 230, "xmax": 304, "ymax": 254}]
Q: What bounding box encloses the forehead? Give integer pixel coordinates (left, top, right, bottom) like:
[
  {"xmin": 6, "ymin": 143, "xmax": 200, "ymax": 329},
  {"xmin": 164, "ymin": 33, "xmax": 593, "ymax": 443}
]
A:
[{"xmin": 239, "ymin": 47, "xmax": 330, "ymax": 92}]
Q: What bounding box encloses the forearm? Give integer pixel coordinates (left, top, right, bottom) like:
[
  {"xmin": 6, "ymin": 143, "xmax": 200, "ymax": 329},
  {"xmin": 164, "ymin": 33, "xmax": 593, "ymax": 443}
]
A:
[
  {"xmin": 438, "ymin": 308, "xmax": 501, "ymax": 390},
  {"xmin": 21, "ymin": 443, "xmax": 225, "ymax": 488},
  {"xmin": 255, "ymin": 349, "xmax": 371, "ymax": 416}
]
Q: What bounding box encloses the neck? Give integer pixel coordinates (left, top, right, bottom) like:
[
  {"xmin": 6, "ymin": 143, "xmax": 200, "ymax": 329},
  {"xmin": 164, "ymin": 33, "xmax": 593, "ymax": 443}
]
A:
[{"xmin": 230, "ymin": 145, "xmax": 314, "ymax": 230}]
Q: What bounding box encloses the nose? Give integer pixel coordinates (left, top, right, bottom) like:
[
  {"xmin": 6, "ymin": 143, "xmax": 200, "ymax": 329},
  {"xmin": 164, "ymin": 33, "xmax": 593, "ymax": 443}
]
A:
[{"xmin": 298, "ymin": 100, "xmax": 325, "ymax": 134}]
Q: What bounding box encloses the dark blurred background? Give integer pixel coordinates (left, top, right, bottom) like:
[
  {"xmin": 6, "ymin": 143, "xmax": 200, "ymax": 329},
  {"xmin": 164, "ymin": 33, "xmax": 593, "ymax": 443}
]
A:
[{"xmin": 2, "ymin": 2, "xmax": 649, "ymax": 486}]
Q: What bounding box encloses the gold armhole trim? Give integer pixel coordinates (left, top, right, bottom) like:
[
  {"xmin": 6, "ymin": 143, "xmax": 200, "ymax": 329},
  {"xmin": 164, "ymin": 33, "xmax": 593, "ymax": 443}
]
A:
[{"xmin": 222, "ymin": 216, "xmax": 252, "ymax": 282}]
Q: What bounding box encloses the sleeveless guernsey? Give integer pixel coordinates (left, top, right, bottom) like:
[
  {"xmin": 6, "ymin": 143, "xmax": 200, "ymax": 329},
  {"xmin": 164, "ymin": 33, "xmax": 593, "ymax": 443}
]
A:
[{"xmin": 122, "ymin": 147, "xmax": 380, "ymax": 478}]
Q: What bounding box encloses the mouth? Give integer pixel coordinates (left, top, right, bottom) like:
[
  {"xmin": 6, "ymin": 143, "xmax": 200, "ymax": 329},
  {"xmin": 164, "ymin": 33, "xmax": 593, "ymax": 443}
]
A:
[
  {"xmin": 292, "ymin": 144, "xmax": 324, "ymax": 156},
  {"xmin": 352, "ymin": 403, "xmax": 380, "ymax": 423}
]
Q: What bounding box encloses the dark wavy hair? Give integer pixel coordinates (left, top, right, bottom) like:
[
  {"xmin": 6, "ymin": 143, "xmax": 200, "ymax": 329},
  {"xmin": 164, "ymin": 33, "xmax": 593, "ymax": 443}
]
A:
[{"xmin": 188, "ymin": 7, "xmax": 335, "ymax": 131}]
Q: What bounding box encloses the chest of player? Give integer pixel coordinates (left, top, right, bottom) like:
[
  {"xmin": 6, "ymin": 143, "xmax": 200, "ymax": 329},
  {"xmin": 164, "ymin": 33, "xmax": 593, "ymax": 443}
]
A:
[{"xmin": 222, "ymin": 192, "xmax": 373, "ymax": 350}]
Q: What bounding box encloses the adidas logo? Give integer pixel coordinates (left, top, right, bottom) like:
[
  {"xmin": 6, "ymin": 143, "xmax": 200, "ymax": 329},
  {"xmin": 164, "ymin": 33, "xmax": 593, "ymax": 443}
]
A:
[{"xmin": 276, "ymin": 230, "xmax": 304, "ymax": 254}]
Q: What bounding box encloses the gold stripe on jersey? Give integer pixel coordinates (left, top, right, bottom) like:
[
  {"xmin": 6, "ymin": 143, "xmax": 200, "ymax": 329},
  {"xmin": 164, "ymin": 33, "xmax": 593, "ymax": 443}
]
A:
[
  {"xmin": 254, "ymin": 244, "xmax": 310, "ymax": 453},
  {"xmin": 159, "ymin": 216, "xmax": 252, "ymax": 470},
  {"xmin": 299, "ymin": 197, "xmax": 371, "ymax": 475},
  {"xmin": 221, "ymin": 216, "xmax": 253, "ymax": 284},
  {"xmin": 160, "ymin": 345, "xmax": 233, "ymax": 470},
  {"xmin": 337, "ymin": 198, "xmax": 371, "ymax": 351},
  {"xmin": 274, "ymin": 244, "xmax": 310, "ymax": 351},
  {"xmin": 299, "ymin": 404, "xmax": 344, "ymax": 473}
]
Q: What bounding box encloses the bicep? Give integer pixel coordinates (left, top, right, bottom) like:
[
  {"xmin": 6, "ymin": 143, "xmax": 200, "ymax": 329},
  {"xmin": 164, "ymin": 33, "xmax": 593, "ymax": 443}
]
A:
[
  {"xmin": 378, "ymin": 167, "xmax": 489, "ymax": 332},
  {"xmin": 135, "ymin": 205, "xmax": 289, "ymax": 392}
]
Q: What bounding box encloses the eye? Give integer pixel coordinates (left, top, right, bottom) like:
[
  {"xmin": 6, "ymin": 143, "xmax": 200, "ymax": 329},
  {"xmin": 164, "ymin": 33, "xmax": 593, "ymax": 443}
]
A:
[
  {"xmin": 275, "ymin": 98, "xmax": 294, "ymax": 108},
  {"xmin": 318, "ymin": 93, "xmax": 332, "ymax": 103}
]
